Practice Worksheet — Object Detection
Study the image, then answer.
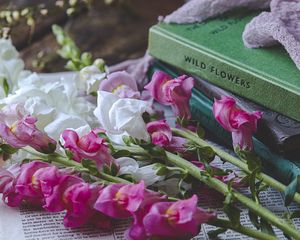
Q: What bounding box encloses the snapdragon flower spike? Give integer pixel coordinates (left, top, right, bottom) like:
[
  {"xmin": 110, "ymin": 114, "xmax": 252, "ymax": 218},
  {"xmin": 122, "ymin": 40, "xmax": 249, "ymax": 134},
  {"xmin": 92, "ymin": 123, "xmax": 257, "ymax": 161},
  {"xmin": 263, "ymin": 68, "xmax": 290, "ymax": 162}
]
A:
[
  {"xmin": 143, "ymin": 195, "xmax": 216, "ymax": 240},
  {"xmin": 94, "ymin": 181, "xmax": 145, "ymax": 219},
  {"xmin": 0, "ymin": 115, "xmax": 57, "ymax": 153},
  {"xmin": 213, "ymin": 96, "xmax": 262, "ymax": 151},
  {"xmin": 99, "ymin": 71, "xmax": 140, "ymax": 99},
  {"xmin": 145, "ymin": 71, "xmax": 194, "ymax": 119},
  {"xmin": 62, "ymin": 129, "xmax": 114, "ymax": 170},
  {"xmin": 62, "ymin": 182, "xmax": 112, "ymax": 229}
]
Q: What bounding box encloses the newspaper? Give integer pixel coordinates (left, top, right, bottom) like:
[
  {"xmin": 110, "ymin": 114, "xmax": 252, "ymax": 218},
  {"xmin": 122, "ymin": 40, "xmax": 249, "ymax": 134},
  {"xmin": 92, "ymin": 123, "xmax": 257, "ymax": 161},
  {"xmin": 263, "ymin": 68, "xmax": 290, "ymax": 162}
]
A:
[{"xmin": 0, "ymin": 202, "xmax": 130, "ymax": 240}]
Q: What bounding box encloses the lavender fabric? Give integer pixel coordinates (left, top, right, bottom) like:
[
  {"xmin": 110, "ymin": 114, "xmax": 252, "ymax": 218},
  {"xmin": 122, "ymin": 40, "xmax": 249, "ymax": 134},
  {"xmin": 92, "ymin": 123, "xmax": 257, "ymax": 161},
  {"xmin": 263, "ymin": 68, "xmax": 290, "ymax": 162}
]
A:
[
  {"xmin": 109, "ymin": 53, "xmax": 154, "ymax": 89},
  {"xmin": 243, "ymin": 0, "xmax": 300, "ymax": 70},
  {"xmin": 163, "ymin": 0, "xmax": 271, "ymax": 24}
]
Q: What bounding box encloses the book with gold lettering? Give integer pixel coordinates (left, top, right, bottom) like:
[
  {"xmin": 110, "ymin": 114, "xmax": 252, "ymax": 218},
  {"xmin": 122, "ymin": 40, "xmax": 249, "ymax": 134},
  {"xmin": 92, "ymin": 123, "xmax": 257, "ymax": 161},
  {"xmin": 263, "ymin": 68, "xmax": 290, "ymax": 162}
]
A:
[{"xmin": 148, "ymin": 9, "xmax": 300, "ymax": 122}]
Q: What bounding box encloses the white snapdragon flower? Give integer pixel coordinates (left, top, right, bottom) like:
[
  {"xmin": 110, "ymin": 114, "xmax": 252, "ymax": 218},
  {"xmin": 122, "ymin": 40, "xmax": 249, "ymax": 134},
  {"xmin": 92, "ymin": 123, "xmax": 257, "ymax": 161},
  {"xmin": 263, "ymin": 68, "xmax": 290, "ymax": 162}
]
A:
[
  {"xmin": 115, "ymin": 157, "xmax": 165, "ymax": 186},
  {"xmin": 78, "ymin": 65, "xmax": 107, "ymax": 94},
  {"xmin": 0, "ymin": 73, "xmax": 97, "ymax": 140},
  {"xmin": 94, "ymin": 91, "xmax": 151, "ymax": 144},
  {"xmin": 0, "ymin": 38, "xmax": 30, "ymax": 98}
]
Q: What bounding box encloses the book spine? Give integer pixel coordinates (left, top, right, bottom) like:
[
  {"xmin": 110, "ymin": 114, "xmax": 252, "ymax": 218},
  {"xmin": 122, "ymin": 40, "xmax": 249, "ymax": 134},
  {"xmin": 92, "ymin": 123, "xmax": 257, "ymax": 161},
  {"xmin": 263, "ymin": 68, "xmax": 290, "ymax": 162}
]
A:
[
  {"xmin": 190, "ymin": 89, "xmax": 300, "ymax": 185},
  {"xmin": 148, "ymin": 27, "xmax": 300, "ymax": 122}
]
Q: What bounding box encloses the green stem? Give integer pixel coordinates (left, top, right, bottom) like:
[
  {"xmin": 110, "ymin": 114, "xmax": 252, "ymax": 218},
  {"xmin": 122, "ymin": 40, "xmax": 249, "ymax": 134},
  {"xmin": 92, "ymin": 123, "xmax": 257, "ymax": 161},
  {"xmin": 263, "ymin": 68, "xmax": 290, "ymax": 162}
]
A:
[
  {"xmin": 209, "ymin": 218, "xmax": 277, "ymax": 240},
  {"xmin": 172, "ymin": 128, "xmax": 300, "ymax": 205},
  {"xmin": 114, "ymin": 145, "xmax": 300, "ymax": 240}
]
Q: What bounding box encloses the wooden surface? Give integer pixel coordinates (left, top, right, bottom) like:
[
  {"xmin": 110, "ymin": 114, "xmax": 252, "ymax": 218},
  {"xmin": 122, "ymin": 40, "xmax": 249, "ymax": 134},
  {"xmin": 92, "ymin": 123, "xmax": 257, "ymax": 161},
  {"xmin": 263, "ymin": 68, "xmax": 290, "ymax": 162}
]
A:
[{"xmin": 1, "ymin": 0, "xmax": 183, "ymax": 72}]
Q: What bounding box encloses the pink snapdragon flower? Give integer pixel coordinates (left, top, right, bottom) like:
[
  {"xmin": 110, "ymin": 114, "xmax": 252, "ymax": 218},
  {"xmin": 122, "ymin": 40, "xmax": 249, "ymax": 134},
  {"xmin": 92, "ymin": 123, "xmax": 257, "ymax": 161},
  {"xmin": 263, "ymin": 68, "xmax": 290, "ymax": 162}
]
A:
[
  {"xmin": 145, "ymin": 71, "xmax": 194, "ymax": 119},
  {"xmin": 15, "ymin": 161, "xmax": 51, "ymax": 198},
  {"xmin": 143, "ymin": 195, "xmax": 216, "ymax": 239},
  {"xmin": 63, "ymin": 182, "xmax": 112, "ymax": 229},
  {"xmin": 125, "ymin": 191, "xmax": 165, "ymax": 240},
  {"xmin": 94, "ymin": 181, "xmax": 145, "ymax": 219},
  {"xmin": 0, "ymin": 115, "xmax": 57, "ymax": 153},
  {"xmin": 42, "ymin": 174, "xmax": 83, "ymax": 212},
  {"xmin": 146, "ymin": 120, "xmax": 172, "ymax": 147},
  {"xmin": 213, "ymin": 96, "xmax": 263, "ymax": 151},
  {"xmin": 0, "ymin": 164, "xmax": 23, "ymax": 207},
  {"xmin": 99, "ymin": 71, "xmax": 140, "ymax": 99},
  {"xmin": 146, "ymin": 120, "xmax": 187, "ymax": 153},
  {"xmin": 62, "ymin": 129, "xmax": 114, "ymax": 169}
]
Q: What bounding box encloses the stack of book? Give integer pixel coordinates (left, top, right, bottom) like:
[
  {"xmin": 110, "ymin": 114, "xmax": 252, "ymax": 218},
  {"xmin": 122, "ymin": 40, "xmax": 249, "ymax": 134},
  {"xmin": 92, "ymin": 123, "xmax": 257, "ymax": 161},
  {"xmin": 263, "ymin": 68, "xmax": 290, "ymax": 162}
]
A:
[{"xmin": 147, "ymin": 9, "xmax": 300, "ymax": 185}]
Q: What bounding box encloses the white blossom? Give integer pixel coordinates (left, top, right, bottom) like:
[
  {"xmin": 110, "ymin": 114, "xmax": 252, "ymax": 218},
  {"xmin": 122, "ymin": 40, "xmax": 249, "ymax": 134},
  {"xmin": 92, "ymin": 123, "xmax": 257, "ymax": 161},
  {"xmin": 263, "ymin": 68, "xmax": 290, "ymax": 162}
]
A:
[
  {"xmin": 94, "ymin": 91, "xmax": 151, "ymax": 144},
  {"xmin": 78, "ymin": 65, "xmax": 107, "ymax": 94}
]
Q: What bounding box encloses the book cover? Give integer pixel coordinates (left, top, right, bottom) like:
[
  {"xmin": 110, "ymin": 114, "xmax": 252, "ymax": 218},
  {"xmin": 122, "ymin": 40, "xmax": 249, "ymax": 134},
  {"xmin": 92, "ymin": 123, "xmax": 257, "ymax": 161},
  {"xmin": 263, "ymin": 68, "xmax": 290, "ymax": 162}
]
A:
[{"xmin": 148, "ymin": 9, "xmax": 300, "ymax": 122}]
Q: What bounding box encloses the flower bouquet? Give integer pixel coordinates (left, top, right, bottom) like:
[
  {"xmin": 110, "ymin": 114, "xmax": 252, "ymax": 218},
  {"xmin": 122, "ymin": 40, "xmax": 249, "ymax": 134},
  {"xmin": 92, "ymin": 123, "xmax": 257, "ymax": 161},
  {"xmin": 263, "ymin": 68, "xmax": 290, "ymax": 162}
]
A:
[{"xmin": 0, "ymin": 36, "xmax": 300, "ymax": 240}]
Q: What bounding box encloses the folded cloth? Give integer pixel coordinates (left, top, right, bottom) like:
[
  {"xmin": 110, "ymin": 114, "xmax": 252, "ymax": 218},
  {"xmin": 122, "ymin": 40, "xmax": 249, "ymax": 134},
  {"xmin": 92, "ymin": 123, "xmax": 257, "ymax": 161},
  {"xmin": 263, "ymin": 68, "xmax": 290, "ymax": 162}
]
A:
[
  {"xmin": 163, "ymin": 0, "xmax": 270, "ymax": 24},
  {"xmin": 243, "ymin": 0, "xmax": 300, "ymax": 70}
]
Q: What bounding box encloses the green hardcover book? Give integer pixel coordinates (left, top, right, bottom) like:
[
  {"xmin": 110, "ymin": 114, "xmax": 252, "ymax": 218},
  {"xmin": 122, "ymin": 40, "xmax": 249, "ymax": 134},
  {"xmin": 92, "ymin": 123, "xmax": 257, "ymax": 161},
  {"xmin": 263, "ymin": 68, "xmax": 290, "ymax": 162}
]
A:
[{"xmin": 148, "ymin": 9, "xmax": 300, "ymax": 122}]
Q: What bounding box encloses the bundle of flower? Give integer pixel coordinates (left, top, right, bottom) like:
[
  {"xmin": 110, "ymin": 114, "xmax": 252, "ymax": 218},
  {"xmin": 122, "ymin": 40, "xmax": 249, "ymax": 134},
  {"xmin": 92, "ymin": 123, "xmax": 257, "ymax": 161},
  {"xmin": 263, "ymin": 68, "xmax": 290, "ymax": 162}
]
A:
[{"xmin": 0, "ymin": 38, "xmax": 300, "ymax": 240}]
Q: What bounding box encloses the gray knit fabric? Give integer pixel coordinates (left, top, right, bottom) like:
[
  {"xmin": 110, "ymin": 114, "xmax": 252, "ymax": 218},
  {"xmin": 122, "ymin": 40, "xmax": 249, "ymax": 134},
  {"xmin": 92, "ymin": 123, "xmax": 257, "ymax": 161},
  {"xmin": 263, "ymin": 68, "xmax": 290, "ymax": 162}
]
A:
[
  {"xmin": 163, "ymin": 0, "xmax": 271, "ymax": 24},
  {"xmin": 243, "ymin": 0, "xmax": 300, "ymax": 70}
]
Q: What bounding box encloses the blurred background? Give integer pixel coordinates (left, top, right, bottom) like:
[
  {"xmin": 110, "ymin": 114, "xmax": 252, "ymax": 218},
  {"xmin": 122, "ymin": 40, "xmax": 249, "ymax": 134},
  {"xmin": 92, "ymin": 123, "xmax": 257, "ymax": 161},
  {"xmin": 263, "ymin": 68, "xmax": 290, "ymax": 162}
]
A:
[{"xmin": 0, "ymin": 0, "xmax": 183, "ymax": 72}]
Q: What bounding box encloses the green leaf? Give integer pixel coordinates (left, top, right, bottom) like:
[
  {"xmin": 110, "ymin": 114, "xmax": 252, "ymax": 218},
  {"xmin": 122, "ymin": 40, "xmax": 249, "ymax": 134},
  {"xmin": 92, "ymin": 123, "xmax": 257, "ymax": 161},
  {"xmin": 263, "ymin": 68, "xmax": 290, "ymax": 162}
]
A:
[
  {"xmin": 223, "ymin": 193, "xmax": 240, "ymax": 227},
  {"xmin": 197, "ymin": 146, "xmax": 215, "ymax": 163},
  {"xmin": 236, "ymin": 148, "xmax": 261, "ymax": 172},
  {"xmin": 208, "ymin": 228, "xmax": 227, "ymax": 239},
  {"xmin": 149, "ymin": 146, "xmax": 166, "ymax": 159},
  {"xmin": 65, "ymin": 149, "xmax": 74, "ymax": 160},
  {"xmin": 0, "ymin": 144, "xmax": 18, "ymax": 154},
  {"xmin": 290, "ymin": 210, "xmax": 300, "ymax": 219},
  {"xmin": 3, "ymin": 78, "xmax": 9, "ymax": 96},
  {"xmin": 112, "ymin": 149, "xmax": 132, "ymax": 158},
  {"xmin": 81, "ymin": 159, "xmax": 99, "ymax": 176},
  {"xmin": 81, "ymin": 52, "xmax": 93, "ymax": 66},
  {"xmin": 249, "ymin": 210, "xmax": 260, "ymax": 229},
  {"xmin": 154, "ymin": 164, "xmax": 168, "ymax": 176},
  {"xmin": 110, "ymin": 162, "xmax": 119, "ymax": 176},
  {"xmin": 284, "ymin": 176, "xmax": 300, "ymax": 206},
  {"xmin": 196, "ymin": 125, "xmax": 205, "ymax": 139},
  {"xmin": 260, "ymin": 219, "xmax": 276, "ymax": 236}
]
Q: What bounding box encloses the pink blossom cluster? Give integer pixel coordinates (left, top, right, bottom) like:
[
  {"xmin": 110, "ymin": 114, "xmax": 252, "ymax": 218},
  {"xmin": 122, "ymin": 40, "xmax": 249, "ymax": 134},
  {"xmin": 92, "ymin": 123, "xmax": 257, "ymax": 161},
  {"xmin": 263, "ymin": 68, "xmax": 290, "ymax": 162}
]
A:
[
  {"xmin": 0, "ymin": 161, "xmax": 216, "ymax": 240},
  {"xmin": 145, "ymin": 71, "xmax": 195, "ymax": 119},
  {"xmin": 146, "ymin": 120, "xmax": 187, "ymax": 153},
  {"xmin": 62, "ymin": 128, "xmax": 114, "ymax": 170},
  {"xmin": 0, "ymin": 105, "xmax": 56, "ymax": 153}
]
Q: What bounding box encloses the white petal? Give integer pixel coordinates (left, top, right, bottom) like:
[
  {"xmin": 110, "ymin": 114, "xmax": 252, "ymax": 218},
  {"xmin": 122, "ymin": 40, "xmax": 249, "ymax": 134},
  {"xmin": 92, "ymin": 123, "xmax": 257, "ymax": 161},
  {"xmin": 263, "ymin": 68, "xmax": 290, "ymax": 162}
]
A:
[
  {"xmin": 44, "ymin": 113, "xmax": 89, "ymax": 140},
  {"xmin": 115, "ymin": 157, "xmax": 139, "ymax": 176},
  {"xmin": 94, "ymin": 91, "xmax": 121, "ymax": 134},
  {"xmin": 133, "ymin": 164, "xmax": 165, "ymax": 186}
]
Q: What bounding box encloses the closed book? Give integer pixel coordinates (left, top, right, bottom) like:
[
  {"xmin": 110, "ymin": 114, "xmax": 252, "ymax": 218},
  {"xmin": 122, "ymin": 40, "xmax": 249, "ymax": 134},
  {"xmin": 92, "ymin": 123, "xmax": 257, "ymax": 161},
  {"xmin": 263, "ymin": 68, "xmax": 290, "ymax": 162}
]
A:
[
  {"xmin": 148, "ymin": 62, "xmax": 300, "ymax": 185},
  {"xmin": 148, "ymin": 9, "xmax": 300, "ymax": 122},
  {"xmin": 152, "ymin": 61, "xmax": 300, "ymax": 157}
]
